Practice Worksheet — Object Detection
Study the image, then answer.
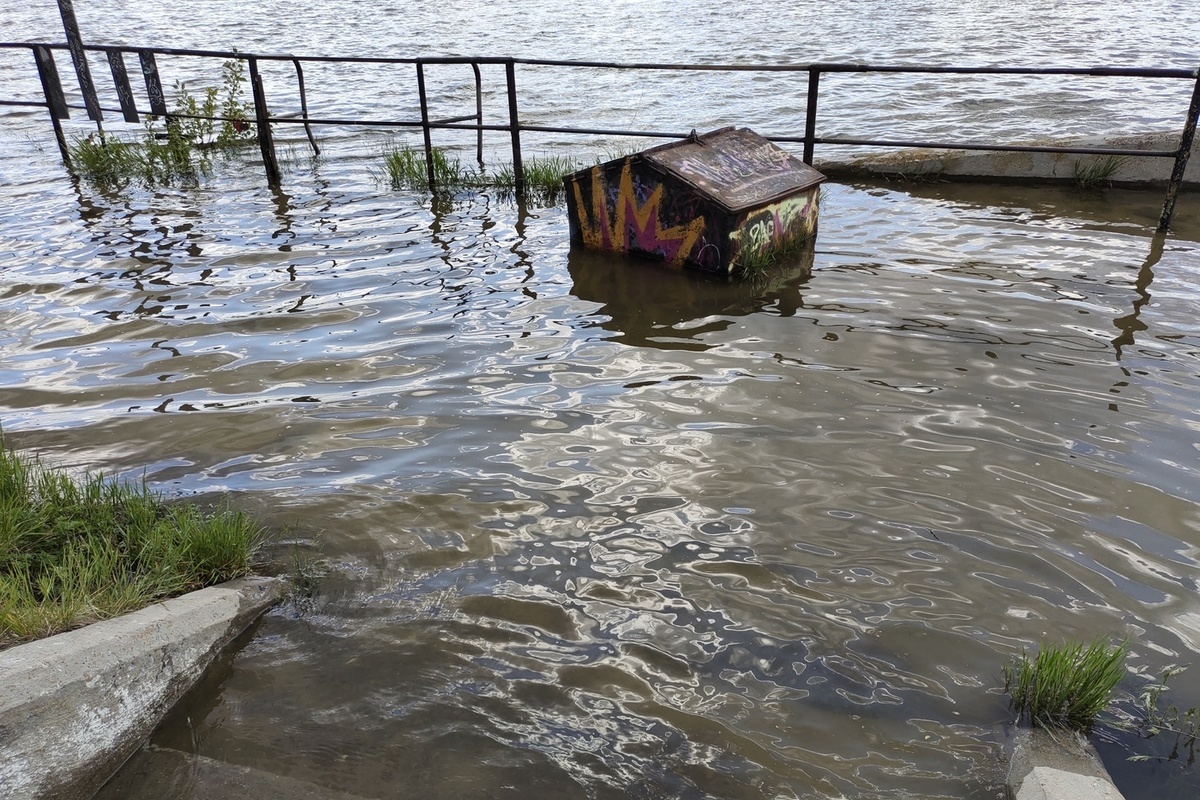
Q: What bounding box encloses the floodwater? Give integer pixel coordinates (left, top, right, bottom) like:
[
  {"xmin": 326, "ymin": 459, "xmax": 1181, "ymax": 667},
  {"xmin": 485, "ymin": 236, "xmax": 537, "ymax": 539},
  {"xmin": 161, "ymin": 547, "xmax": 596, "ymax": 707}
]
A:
[{"xmin": 2, "ymin": 2, "xmax": 1200, "ymax": 799}]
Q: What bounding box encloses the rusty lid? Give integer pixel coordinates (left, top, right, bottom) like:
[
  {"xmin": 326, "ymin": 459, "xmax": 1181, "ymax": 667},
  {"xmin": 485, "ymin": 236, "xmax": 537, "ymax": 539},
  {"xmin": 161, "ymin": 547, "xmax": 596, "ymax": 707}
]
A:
[{"xmin": 642, "ymin": 127, "xmax": 825, "ymax": 213}]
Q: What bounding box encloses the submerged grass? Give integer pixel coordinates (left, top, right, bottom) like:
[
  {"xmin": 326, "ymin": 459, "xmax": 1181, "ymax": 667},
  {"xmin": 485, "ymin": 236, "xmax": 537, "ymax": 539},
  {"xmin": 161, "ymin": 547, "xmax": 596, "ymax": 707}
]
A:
[
  {"xmin": 0, "ymin": 437, "xmax": 264, "ymax": 647},
  {"xmin": 1004, "ymin": 637, "xmax": 1129, "ymax": 732},
  {"xmin": 381, "ymin": 144, "xmax": 469, "ymax": 190},
  {"xmin": 1131, "ymin": 665, "xmax": 1200, "ymax": 766},
  {"xmin": 380, "ymin": 144, "xmax": 581, "ymax": 202}
]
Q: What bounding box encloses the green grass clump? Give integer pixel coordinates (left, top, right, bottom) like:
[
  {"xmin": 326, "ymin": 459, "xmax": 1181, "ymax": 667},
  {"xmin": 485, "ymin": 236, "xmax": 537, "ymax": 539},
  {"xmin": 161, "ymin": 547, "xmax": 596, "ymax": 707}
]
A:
[
  {"xmin": 380, "ymin": 145, "xmax": 580, "ymax": 202},
  {"xmin": 520, "ymin": 154, "xmax": 581, "ymax": 201},
  {"xmin": 1004, "ymin": 637, "xmax": 1129, "ymax": 732},
  {"xmin": 1073, "ymin": 155, "xmax": 1128, "ymax": 190},
  {"xmin": 70, "ymin": 123, "xmax": 204, "ymax": 187},
  {"xmin": 732, "ymin": 228, "xmax": 816, "ymax": 281},
  {"xmin": 382, "ymin": 144, "xmax": 473, "ymax": 191},
  {"xmin": 68, "ymin": 135, "xmax": 148, "ymax": 185},
  {"xmin": 0, "ymin": 438, "xmax": 263, "ymax": 647}
]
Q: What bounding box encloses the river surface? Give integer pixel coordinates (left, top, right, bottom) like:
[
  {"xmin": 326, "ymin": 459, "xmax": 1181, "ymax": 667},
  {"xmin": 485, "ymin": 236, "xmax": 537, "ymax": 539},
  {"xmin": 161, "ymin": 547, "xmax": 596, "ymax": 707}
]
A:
[{"xmin": 3, "ymin": 2, "xmax": 1200, "ymax": 799}]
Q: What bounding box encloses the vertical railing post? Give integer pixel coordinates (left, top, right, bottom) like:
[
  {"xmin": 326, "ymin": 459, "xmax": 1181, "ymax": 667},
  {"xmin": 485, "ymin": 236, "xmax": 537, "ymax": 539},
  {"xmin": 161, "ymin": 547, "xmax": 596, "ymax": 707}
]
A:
[
  {"xmin": 137, "ymin": 50, "xmax": 168, "ymax": 117},
  {"xmin": 291, "ymin": 58, "xmax": 320, "ymax": 156},
  {"xmin": 472, "ymin": 62, "xmax": 484, "ymax": 166},
  {"xmin": 32, "ymin": 45, "xmax": 72, "ymax": 169},
  {"xmin": 505, "ymin": 59, "xmax": 524, "ymax": 196},
  {"xmin": 247, "ymin": 58, "xmax": 281, "ymax": 187},
  {"xmin": 803, "ymin": 67, "xmax": 820, "ymax": 166},
  {"xmin": 416, "ymin": 61, "xmax": 436, "ymax": 190},
  {"xmin": 105, "ymin": 48, "xmax": 140, "ymax": 123},
  {"xmin": 55, "ymin": 0, "xmax": 102, "ymax": 128},
  {"xmin": 1158, "ymin": 71, "xmax": 1200, "ymax": 231}
]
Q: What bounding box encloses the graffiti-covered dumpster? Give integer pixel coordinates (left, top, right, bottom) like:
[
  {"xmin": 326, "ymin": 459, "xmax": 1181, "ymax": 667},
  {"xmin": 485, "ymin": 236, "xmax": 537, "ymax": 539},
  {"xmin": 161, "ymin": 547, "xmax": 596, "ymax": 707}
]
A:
[{"xmin": 563, "ymin": 126, "xmax": 825, "ymax": 276}]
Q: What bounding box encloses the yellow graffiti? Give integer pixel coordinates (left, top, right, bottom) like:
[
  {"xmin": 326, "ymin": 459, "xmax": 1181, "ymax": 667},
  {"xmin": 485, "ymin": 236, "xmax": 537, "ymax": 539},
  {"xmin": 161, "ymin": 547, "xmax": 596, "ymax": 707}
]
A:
[{"xmin": 572, "ymin": 160, "xmax": 705, "ymax": 267}]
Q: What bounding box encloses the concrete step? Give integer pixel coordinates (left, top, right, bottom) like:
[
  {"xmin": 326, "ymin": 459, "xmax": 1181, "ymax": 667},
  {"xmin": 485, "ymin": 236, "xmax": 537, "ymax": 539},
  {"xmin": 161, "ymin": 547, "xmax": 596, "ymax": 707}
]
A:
[
  {"xmin": 93, "ymin": 745, "xmax": 375, "ymax": 800},
  {"xmin": 1007, "ymin": 727, "xmax": 1125, "ymax": 800}
]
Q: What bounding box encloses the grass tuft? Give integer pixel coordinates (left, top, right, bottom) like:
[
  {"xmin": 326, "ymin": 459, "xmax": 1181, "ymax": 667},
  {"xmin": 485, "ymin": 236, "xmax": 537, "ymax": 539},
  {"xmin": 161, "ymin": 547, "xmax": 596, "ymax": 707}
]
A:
[
  {"xmin": 1004, "ymin": 637, "xmax": 1128, "ymax": 732},
  {"xmin": 521, "ymin": 154, "xmax": 581, "ymax": 202},
  {"xmin": 381, "ymin": 144, "xmax": 472, "ymax": 191},
  {"xmin": 380, "ymin": 145, "xmax": 581, "ymax": 202},
  {"xmin": 1073, "ymin": 155, "xmax": 1128, "ymax": 191},
  {"xmin": 0, "ymin": 437, "xmax": 264, "ymax": 648}
]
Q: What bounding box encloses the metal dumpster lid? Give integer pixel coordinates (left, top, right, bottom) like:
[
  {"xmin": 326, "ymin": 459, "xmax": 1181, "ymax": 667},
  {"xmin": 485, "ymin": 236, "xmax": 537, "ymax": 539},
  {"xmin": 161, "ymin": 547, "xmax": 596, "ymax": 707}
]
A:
[{"xmin": 642, "ymin": 127, "xmax": 825, "ymax": 213}]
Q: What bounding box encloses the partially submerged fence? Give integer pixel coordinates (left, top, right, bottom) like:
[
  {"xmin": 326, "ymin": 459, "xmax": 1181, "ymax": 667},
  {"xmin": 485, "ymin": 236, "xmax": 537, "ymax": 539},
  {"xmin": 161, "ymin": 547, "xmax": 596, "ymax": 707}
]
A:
[{"xmin": 2, "ymin": 37, "xmax": 1198, "ymax": 230}]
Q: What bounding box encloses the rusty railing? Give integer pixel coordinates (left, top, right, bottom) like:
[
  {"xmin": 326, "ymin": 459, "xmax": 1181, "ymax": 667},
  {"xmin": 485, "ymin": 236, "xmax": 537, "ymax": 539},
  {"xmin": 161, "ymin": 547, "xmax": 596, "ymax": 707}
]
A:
[{"xmin": 1, "ymin": 39, "xmax": 1197, "ymax": 229}]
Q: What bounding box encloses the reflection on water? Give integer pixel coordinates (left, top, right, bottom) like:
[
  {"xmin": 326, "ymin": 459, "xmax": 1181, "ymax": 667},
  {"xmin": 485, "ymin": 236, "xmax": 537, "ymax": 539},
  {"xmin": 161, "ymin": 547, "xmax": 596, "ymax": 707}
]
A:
[
  {"xmin": 567, "ymin": 243, "xmax": 814, "ymax": 352},
  {"xmin": 0, "ymin": 165, "xmax": 1194, "ymax": 800}
]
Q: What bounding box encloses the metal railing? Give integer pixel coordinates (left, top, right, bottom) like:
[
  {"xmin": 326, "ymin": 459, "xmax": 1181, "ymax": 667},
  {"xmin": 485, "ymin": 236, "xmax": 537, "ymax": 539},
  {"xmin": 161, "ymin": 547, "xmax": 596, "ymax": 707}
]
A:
[{"xmin": 2, "ymin": 39, "xmax": 1198, "ymax": 229}]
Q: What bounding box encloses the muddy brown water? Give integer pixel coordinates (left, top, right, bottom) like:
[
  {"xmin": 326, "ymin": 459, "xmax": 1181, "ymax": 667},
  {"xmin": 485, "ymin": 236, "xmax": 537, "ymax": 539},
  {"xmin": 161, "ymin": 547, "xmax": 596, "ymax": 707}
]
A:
[
  {"xmin": 3, "ymin": 2, "xmax": 1200, "ymax": 798},
  {"xmin": 1, "ymin": 174, "xmax": 1196, "ymax": 799}
]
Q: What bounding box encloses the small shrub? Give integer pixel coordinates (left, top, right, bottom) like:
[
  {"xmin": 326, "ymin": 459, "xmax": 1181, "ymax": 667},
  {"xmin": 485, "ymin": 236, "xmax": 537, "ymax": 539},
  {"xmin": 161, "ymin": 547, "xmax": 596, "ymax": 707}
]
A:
[
  {"xmin": 1004, "ymin": 637, "xmax": 1128, "ymax": 732},
  {"xmin": 67, "ymin": 58, "xmax": 255, "ymax": 187},
  {"xmin": 281, "ymin": 542, "xmax": 328, "ymax": 615}
]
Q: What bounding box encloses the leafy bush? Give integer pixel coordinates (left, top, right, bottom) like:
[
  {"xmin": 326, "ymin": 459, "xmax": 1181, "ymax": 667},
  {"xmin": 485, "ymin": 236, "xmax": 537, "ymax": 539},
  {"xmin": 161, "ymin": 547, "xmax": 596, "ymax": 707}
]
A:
[{"xmin": 67, "ymin": 59, "xmax": 255, "ymax": 187}]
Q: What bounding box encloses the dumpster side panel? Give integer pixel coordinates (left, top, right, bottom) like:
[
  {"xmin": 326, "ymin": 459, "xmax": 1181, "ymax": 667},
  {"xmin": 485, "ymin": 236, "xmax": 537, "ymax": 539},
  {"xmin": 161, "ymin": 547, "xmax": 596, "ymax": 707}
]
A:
[
  {"xmin": 565, "ymin": 157, "xmax": 722, "ymax": 271},
  {"xmin": 730, "ymin": 188, "xmax": 821, "ymax": 272}
]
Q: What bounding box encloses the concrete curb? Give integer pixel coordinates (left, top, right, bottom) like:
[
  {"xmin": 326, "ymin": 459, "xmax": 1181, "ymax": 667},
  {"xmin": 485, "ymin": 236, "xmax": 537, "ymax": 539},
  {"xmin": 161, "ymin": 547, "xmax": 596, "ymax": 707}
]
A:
[
  {"xmin": 816, "ymin": 132, "xmax": 1199, "ymax": 188},
  {"xmin": 1007, "ymin": 727, "xmax": 1125, "ymax": 800},
  {"xmin": 0, "ymin": 576, "xmax": 283, "ymax": 800}
]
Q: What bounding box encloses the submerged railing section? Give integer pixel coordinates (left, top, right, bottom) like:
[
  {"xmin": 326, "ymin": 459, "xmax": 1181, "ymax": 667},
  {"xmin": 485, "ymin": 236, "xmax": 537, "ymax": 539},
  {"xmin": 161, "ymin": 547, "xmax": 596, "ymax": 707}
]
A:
[{"xmin": 1, "ymin": 38, "xmax": 1198, "ymax": 229}]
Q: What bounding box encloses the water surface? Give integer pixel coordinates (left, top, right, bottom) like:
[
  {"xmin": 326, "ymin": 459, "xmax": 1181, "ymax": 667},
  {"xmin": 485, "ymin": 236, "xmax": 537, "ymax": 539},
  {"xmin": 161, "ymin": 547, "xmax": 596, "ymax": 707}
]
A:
[{"xmin": 2, "ymin": 3, "xmax": 1200, "ymax": 799}]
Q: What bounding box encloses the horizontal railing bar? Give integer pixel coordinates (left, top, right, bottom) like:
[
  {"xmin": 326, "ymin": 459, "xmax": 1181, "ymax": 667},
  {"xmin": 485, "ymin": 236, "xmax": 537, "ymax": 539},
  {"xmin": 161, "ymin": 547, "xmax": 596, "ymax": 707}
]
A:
[
  {"xmin": 268, "ymin": 116, "xmax": 422, "ymax": 128},
  {"xmin": 516, "ymin": 58, "xmax": 1197, "ymax": 80},
  {"xmin": 45, "ymin": 103, "xmax": 480, "ymax": 132},
  {"xmin": 810, "ymin": 136, "xmax": 1179, "ymax": 158},
  {"xmin": 0, "ymin": 41, "xmax": 515, "ymax": 67},
  {"xmin": 56, "ymin": 101, "xmax": 223, "ymax": 122},
  {"xmin": 519, "ymin": 123, "xmax": 689, "ymax": 139},
  {"xmin": 268, "ymin": 117, "xmax": 521, "ymax": 133},
  {"xmin": 5, "ymin": 37, "xmax": 1195, "ymax": 227},
  {"xmin": 30, "ymin": 103, "xmax": 1187, "ymax": 162},
  {"xmin": 2, "ymin": 41, "xmax": 1196, "ymax": 80},
  {"xmin": 512, "ymin": 124, "xmax": 1180, "ymax": 159}
]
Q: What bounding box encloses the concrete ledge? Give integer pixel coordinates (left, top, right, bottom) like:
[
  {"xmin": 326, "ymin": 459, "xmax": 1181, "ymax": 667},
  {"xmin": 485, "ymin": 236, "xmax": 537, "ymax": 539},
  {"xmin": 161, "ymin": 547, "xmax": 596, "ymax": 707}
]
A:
[
  {"xmin": 1007, "ymin": 727, "xmax": 1125, "ymax": 800},
  {"xmin": 0, "ymin": 576, "xmax": 283, "ymax": 800},
  {"xmin": 817, "ymin": 132, "xmax": 1199, "ymax": 188}
]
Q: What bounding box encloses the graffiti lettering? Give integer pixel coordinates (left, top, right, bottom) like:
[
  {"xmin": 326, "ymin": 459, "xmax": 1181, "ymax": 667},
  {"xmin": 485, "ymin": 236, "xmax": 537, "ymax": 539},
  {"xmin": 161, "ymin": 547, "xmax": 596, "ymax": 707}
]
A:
[
  {"xmin": 730, "ymin": 193, "xmax": 818, "ymax": 257},
  {"xmin": 571, "ymin": 159, "xmax": 707, "ymax": 267}
]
